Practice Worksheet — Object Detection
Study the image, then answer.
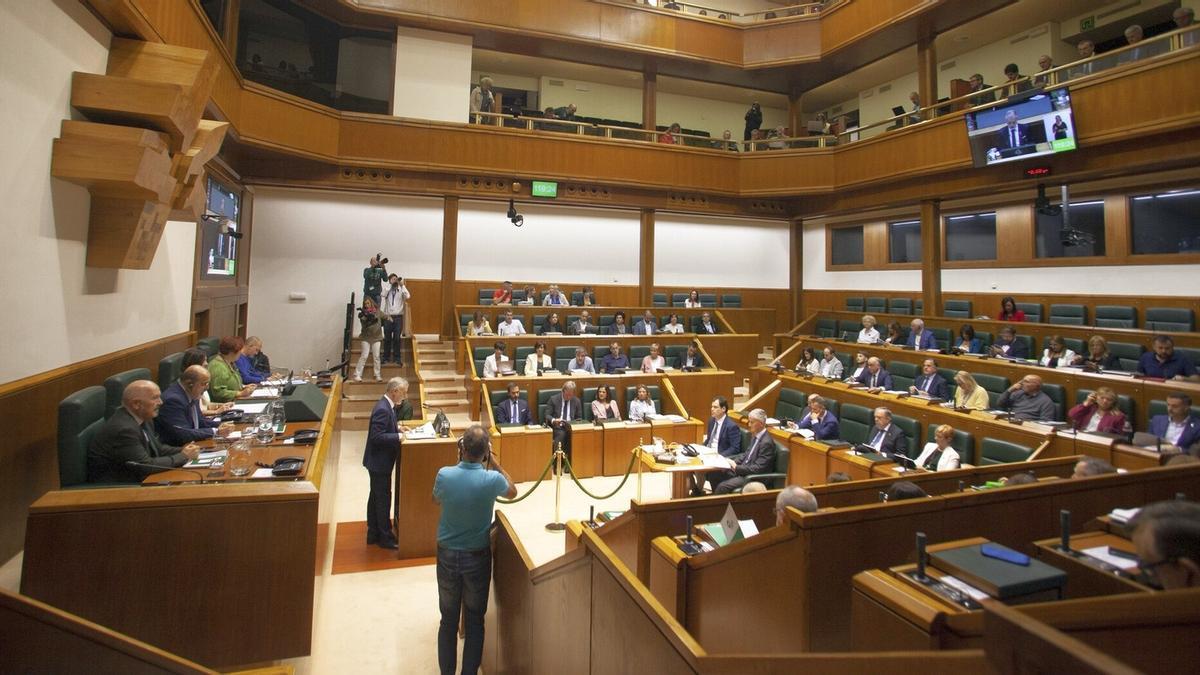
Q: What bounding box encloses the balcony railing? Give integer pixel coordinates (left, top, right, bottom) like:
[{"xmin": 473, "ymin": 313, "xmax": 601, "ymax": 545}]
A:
[{"xmin": 596, "ymin": 0, "xmax": 830, "ymax": 25}]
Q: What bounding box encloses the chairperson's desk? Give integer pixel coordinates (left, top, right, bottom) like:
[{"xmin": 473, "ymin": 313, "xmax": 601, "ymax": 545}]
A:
[{"xmin": 19, "ymin": 378, "xmax": 342, "ymax": 670}]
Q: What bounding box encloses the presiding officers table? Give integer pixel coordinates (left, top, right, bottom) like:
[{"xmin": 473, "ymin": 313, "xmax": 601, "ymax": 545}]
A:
[{"xmin": 19, "ymin": 378, "xmax": 343, "ymax": 670}]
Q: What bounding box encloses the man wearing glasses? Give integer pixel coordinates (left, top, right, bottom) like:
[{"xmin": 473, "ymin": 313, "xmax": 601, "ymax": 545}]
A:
[{"xmin": 1130, "ymin": 501, "xmax": 1200, "ymax": 589}]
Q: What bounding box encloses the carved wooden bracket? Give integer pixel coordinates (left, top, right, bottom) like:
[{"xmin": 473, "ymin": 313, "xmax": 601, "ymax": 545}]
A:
[{"xmin": 51, "ymin": 38, "xmax": 227, "ymax": 269}]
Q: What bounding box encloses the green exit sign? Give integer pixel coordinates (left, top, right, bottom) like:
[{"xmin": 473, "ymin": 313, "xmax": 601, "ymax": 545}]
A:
[
  {"xmin": 531, "ymin": 181, "xmax": 558, "ymax": 198},
  {"xmin": 1080, "ymin": 16, "xmax": 1095, "ymax": 32}
]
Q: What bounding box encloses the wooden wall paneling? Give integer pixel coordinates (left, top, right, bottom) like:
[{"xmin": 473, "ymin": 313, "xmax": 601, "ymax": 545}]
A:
[
  {"xmin": 737, "ymin": 149, "xmax": 835, "ymax": 196},
  {"xmin": 441, "ymin": 197, "xmax": 459, "ymax": 338},
  {"xmin": 640, "ymin": 208, "xmax": 654, "ymax": 306},
  {"xmin": 863, "ymin": 221, "xmax": 888, "ymax": 268},
  {"xmin": 917, "ymin": 29, "xmax": 937, "ymax": 109},
  {"xmin": 0, "ymin": 331, "xmax": 194, "ymax": 561},
  {"xmin": 1103, "ymin": 194, "xmax": 1130, "ymax": 259},
  {"xmin": 742, "ymin": 20, "xmax": 821, "ymax": 67},
  {"xmin": 642, "ymin": 64, "xmax": 655, "ymax": 131},
  {"xmin": 791, "ymin": 218, "xmax": 803, "ymax": 329},
  {"xmin": 819, "ymin": 0, "xmax": 927, "ymax": 56},
  {"xmin": 994, "ymin": 204, "xmax": 1033, "ymax": 263},
  {"xmin": 401, "ymin": 278, "xmax": 442, "ymax": 335},
  {"xmin": 921, "ymin": 199, "xmax": 942, "ymax": 317}
]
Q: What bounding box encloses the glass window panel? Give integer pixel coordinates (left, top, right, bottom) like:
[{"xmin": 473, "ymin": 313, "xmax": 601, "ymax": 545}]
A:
[
  {"xmin": 1035, "ymin": 200, "xmax": 1106, "ymax": 258},
  {"xmin": 1130, "ymin": 189, "xmax": 1200, "ymax": 254},
  {"xmin": 888, "ymin": 220, "xmax": 921, "ymax": 263},
  {"xmin": 944, "ymin": 212, "xmax": 997, "ymax": 261},
  {"xmin": 831, "ymin": 226, "xmax": 864, "ymax": 266}
]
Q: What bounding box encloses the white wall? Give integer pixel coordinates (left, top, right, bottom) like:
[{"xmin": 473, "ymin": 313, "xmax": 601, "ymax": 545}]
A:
[
  {"xmin": 338, "ymin": 36, "xmax": 393, "ymax": 102},
  {"xmin": 801, "ymin": 221, "xmax": 1200, "ymax": 296},
  {"xmin": 539, "ymin": 76, "xmax": 643, "ymax": 123},
  {"xmin": 657, "ymin": 91, "xmax": 788, "ymax": 139},
  {"xmin": 656, "ymin": 214, "xmax": 790, "ymax": 288},
  {"xmin": 456, "ymin": 200, "xmax": 640, "ymax": 284},
  {"xmin": 393, "ymin": 27, "xmax": 472, "ymax": 123},
  {"xmin": 247, "ymin": 188, "xmax": 444, "ymax": 371},
  {"xmin": 0, "ymin": 0, "xmax": 194, "ymax": 384}
]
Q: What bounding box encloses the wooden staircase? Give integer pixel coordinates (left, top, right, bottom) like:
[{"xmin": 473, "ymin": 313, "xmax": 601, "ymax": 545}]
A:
[{"xmin": 339, "ymin": 335, "xmax": 471, "ymax": 430}]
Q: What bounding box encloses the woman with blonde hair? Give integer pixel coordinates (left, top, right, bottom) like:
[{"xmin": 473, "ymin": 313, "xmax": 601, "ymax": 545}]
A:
[
  {"xmin": 1067, "ymin": 387, "xmax": 1128, "ymax": 434},
  {"xmin": 915, "ymin": 424, "xmax": 962, "ymax": 471},
  {"xmin": 857, "ymin": 315, "xmax": 880, "ymax": 343},
  {"xmin": 953, "ymin": 371, "xmax": 990, "ymax": 410}
]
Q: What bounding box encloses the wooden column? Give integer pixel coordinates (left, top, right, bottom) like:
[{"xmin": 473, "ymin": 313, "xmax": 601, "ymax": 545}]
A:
[
  {"xmin": 642, "ymin": 63, "xmax": 657, "ymax": 132},
  {"xmin": 640, "ymin": 208, "xmax": 655, "ymax": 306},
  {"xmin": 790, "ymin": 217, "xmax": 803, "ymax": 327},
  {"xmin": 440, "ymin": 196, "xmax": 459, "ymax": 338},
  {"xmin": 920, "ymin": 199, "xmax": 943, "ymax": 317},
  {"xmin": 917, "ymin": 29, "xmax": 938, "ymax": 116},
  {"xmin": 788, "ymin": 92, "xmax": 803, "ymax": 137}
]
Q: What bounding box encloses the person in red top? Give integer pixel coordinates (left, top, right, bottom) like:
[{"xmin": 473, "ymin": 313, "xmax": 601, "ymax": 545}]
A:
[
  {"xmin": 659, "ymin": 122, "xmax": 681, "ymax": 144},
  {"xmin": 492, "ymin": 281, "xmax": 513, "ymax": 305},
  {"xmin": 998, "ymin": 296, "xmax": 1026, "ymax": 322},
  {"xmin": 1066, "ymin": 387, "xmax": 1128, "ymax": 434}
]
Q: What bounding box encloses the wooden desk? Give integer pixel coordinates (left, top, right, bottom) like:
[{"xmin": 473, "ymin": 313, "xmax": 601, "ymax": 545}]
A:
[
  {"xmin": 141, "ymin": 421, "xmax": 320, "ymax": 484},
  {"xmin": 1032, "ymin": 531, "xmax": 1149, "ymax": 599},
  {"xmin": 828, "ymin": 448, "xmax": 895, "ymax": 481},
  {"xmin": 395, "ymin": 433, "xmax": 460, "ymax": 559},
  {"xmin": 603, "ymin": 421, "xmax": 652, "ymax": 477},
  {"xmin": 638, "ymin": 446, "xmax": 710, "ymax": 499},
  {"xmin": 20, "ymin": 379, "xmax": 341, "ymax": 669},
  {"xmin": 494, "ymin": 425, "xmax": 555, "ymax": 483}
]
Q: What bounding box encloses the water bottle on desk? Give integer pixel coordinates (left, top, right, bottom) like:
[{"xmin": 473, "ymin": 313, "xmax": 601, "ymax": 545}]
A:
[
  {"xmin": 256, "ymin": 414, "xmax": 275, "ymax": 444},
  {"xmin": 271, "ymin": 399, "xmax": 287, "ymax": 430}
]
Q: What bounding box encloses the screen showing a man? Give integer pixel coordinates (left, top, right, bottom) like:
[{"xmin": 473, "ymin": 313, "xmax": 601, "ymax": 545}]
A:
[{"xmin": 966, "ymin": 89, "xmax": 1077, "ymax": 167}]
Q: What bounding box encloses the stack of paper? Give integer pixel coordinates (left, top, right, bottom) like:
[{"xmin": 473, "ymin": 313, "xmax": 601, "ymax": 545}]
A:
[{"xmin": 1109, "ymin": 507, "xmax": 1140, "ymax": 524}]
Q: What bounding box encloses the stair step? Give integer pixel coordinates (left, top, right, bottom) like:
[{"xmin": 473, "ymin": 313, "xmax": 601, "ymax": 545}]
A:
[{"xmin": 424, "ymin": 385, "xmax": 463, "ymax": 395}]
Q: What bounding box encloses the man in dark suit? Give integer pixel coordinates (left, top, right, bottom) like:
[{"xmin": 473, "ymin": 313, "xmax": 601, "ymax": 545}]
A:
[
  {"xmin": 910, "ymin": 358, "xmax": 950, "ymax": 400},
  {"xmin": 905, "ymin": 319, "xmax": 937, "ymax": 350},
  {"xmin": 702, "ymin": 396, "xmax": 742, "ymax": 457},
  {"xmin": 633, "ymin": 310, "xmax": 658, "ymax": 336},
  {"xmin": 1148, "ymin": 392, "xmax": 1200, "ymax": 452},
  {"xmin": 567, "ymin": 310, "xmax": 596, "ymax": 335},
  {"xmin": 605, "ymin": 311, "xmax": 629, "ymax": 335},
  {"xmin": 990, "ymin": 325, "xmax": 1030, "ymax": 359},
  {"xmin": 855, "ymin": 357, "xmax": 894, "ymax": 392},
  {"xmin": 678, "ymin": 343, "xmax": 704, "ymax": 369},
  {"xmin": 88, "ymin": 380, "xmax": 200, "ymax": 483},
  {"xmin": 156, "ymin": 365, "xmax": 231, "ymax": 445},
  {"xmin": 495, "ymin": 383, "xmax": 531, "ymax": 425},
  {"xmin": 861, "ymin": 407, "xmax": 908, "ymax": 459},
  {"xmin": 967, "ymin": 73, "xmax": 996, "ymax": 107},
  {"xmin": 704, "ymin": 409, "xmax": 777, "ymax": 494},
  {"xmin": 363, "ymin": 377, "xmax": 411, "ymax": 549},
  {"xmin": 793, "ymin": 395, "xmax": 839, "ymax": 440},
  {"xmin": 994, "ymin": 109, "xmax": 1045, "ymax": 158},
  {"xmin": 697, "ymin": 312, "xmax": 718, "ymax": 334},
  {"xmin": 545, "ymin": 381, "xmax": 583, "ymax": 473}
]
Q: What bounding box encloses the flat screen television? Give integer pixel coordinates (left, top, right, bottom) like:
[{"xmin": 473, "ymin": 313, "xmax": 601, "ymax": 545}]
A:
[
  {"xmin": 965, "ymin": 88, "xmax": 1077, "ymax": 168},
  {"xmin": 201, "ymin": 177, "xmax": 239, "ymax": 279}
]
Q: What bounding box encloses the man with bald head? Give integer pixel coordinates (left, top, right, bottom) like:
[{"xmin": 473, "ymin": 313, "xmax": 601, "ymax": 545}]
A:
[
  {"xmin": 88, "ymin": 380, "xmax": 200, "ymax": 482},
  {"xmin": 997, "ymin": 374, "xmax": 1058, "ymax": 421},
  {"xmin": 156, "ymin": 365, "xmax": 234, "ymax": 445}
]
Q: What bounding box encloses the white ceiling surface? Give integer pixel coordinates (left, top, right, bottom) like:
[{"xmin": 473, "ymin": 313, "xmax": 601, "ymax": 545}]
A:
[
  {"xmin": 471, "ymin": 50, "xmax": 790, "ymax": 108},
  {"xmin": 799, "ymin": 0, "xmax": 1108, "ymax": 111}
]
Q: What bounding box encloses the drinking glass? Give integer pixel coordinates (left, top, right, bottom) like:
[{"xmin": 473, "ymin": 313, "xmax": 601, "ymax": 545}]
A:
[{"xmin": 227, "ymin": 439, "xmax": 254, "ymax": 477}]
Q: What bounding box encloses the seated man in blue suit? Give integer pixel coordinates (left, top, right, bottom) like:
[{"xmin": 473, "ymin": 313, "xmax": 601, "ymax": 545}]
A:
[
  {"xmin": 1148, "ymin": 392, "xmax": 1200, "ymax": 453},
  {"xmin": 905, "ymin": 319, "xmax": 937, "ymax": 350},
  {"xmin": 495, "ymin": 383, "xmax": 531, "ymax": 425},
  {"xmin": 990, "ymin": 325, "xmax": 1029, "ymax": 359},
  {"xmin": 854, "ymin": 357, "xmax": 894, "ymax": 392},
  {"xmin": 792, "ymin": 395, "xmax": 839, "ymax": 440},
  {"xmin": 156, "ymin": 365, "xmax": 232, "ymax": 445},
  {"xmin": 1138, "ymin": 335, "xmax": 1200, "ymax": 382},
  {"xmin": 633, "ymin": 310, "xmax": 658, "ymax": 336},
  {"xmin": 909, "ymin": 358, "xmax": 950, "ymax": 400},
  {"xmin": 702, "ymin": 409, "xmax": 777, "ymax": 495},
  {"xmin": 860, "ymin": 407, "xmax": 908, "ymax": 459},
  {"xmin": 702, "ymin": 396, "xmax": 741, "ymax": 457}
]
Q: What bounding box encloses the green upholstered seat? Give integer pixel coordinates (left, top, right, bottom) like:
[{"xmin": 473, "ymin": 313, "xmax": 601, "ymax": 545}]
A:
[
  {"xmin": 58, "ymin": 385, "xmax": 107, "ymax": 487},
  {"xmin": 1107, "ymin": 341, "xmax": 1145, "ymax": 371},
  {"xmin": 1016, "ymin": 302, "xmax": 1042, "ymax": 323},
  {"xmin": 930, "ymin": 327, "xmax": 951, "ymax": 347},
  {"xmin": 555, "ymin": 358, "xmax": 573, "ymax": 372},
  {"xmin": 943, "ymin": 299, "xmax": 971, "ymax": 318},
  {"xmin": 973, "ymin": 373, "xmax": 1010, "ymax": 408},
  {"xmin": 1148, "ymin": 399, "xmax": 1200, "ymax": 419},
  {"xmin": 664, "ymin": 345, "xmax": 702, "ymax": 368},
  {"xmin": 473, "ymin": 346, "xmax": 495, "ymax": 361},
  {"xmin": 741, "ymin": 445, "xmax": 791, "ymax": 490},
  {"xmin": 554, "ymin": 346, "xmax": 579, "ymax": 360},
  {"xmin": 570, "ymin": 291, "xmax": 584, "ymax": 306},
  {"xmin": 514, "ymin": 346, "xmax": 535, "ymax": 363},
  {"xmin": 157, "ymin": 351, "xmax": 184, "ymax": 391},
  {"xmin": 979, "ymin": 438, "xmax": 1033, "ymax": 465},
  {"xmin": 103, "ymin": 368, "xmax": 151, "ymax": 420},
  {"xmin": 1049, "ymin": 304, "xmax": 1087, "ymax": 326},
  {"xmin": 914, "ymin": 299, "xmax": 923, "ymax": 315},
  {"xmin": 839, "ymin": 403, "xmax": 873, "ymax": 445},
  {"xmin": 671, "ymin": 293, "xmax": 689, "ymax": 306},
  {"xmin": 1013, "ymin": 335, "xmax": 1034, "ymax": 359},
  {"xmin": 1095, "ymin": 305, "xmax": 1136, "ymax": 329},
  {"xmin": 837, "ymin": 320, "xmax": 860, "ymax": 340},
  {"xmin": 865, "ymin": 297, "xmax": 886, "ymax": 314},
  {"xmin": 478, "ymin": 289, "xmax": 494, "ymax": 304},
  {"xmin": 1074, "ymin": 388, "xmax": 1135, "ymax": 422},
  {"xmin": 891, "ymin": 414, "xmax": 920, "ymax": 459},
  {"xmin": 775, "ymin": 388, "xmax": 808, "ymax": 421},
  {"xmin": 1145, "ymin": 307, "xmax": 1195, "ymax": 332},
  {"xmin": 196, "ymin": 336, "xmax": 220, "ymax": 357},
  {"xmin": 845, "ymin": 297, "xmax": 865, "ymax": 312},
  {"xmin": 535, "ymin": 389, "xmax": 561, "ymax": 423},
  {"xmin": 1040, "ymin": 382, "xmax": 1066, "ymax": 420},
  {"xmin": 822, "ymin": 397, "xmax": 840, "ymax": 417},
  {"xmin": 816, "ymin": 318, "xmax": 837, "ymax": 338},
  {"xmin": 924, "ymin": 425, "xmax": 976, "ymax": 466},
  {"xmin": 652, "ymin": 292, "xmax": 668, "ymax": 307},
  {"xmin": 888, "ymin": 361, "xmax": 918, "ymax": 391},
  {"xmin": 698, "ymin": 293, "xmax": 717, "ymax": 307},
  {"xmin": 629, "ymin": 345, "xmax": 651, "ymax": 362},
  {"xmin": 888, "ymin": 298, "xmax": 912, "ymax": 315},
  {"xmin": 721, "ymin": 294, "xmax": 741, "ymax": 307},
  {"xmin": 599, "ymin": 314, "xmax": 617, "ymax": 329},
  {"xmin": 975, "ymin": 331, "xmax": 993, "ymax": 349},
  {"xmin": 511, "ymin": 289, "xmax": 527, "ymax": 302}
]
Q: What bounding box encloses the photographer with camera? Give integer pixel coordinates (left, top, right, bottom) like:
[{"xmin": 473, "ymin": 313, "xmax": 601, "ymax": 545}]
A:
[
  {"xmin": 354, "ymin": 297, "xmax": 384, "ymax": 382},
  {"xmin": 433, "ymin": 424, "xmax": 515, "ymax": 674},
  {"xmin": 363, "ymin": 254, "xmax": 388, "ymax": 306},
  {"xmin": 381, "ymin": 274, "xmax": 410, "ymax": 365}
]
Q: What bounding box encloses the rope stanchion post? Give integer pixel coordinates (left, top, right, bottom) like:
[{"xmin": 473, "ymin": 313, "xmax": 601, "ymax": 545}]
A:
[
  {"xmin": 545, "ymin": 443, "xmax": 566, "ymax": 532},
  {"xmin": 635, "ymin": 441, "xmax": 644, "ymax": 503}
]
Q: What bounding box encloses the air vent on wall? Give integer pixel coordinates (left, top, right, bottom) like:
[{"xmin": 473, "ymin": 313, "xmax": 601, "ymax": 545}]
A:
[
  {"xmin": 878, "ymin": 84, "xmax": 892, "ymax": 94},
  {"xmin": 1028, "ymin": 25, "xmax": 1047, "ymax": 38},
  {"xmin": 1010, "ymin": 33, "xmax": 1030, "ymax": 45},
  {"xmin": 862, "ymin": 89, "xmax": 874, "ymax": 99},
  {"xmin": 940, "ymin": 60, "xmax": 957, "ymax": 71},
  {"xmin": 548, "ymin": 79, "xmax": 564, "ymax": 87},
  {"xmin": 831, "ymin": 105, "xmax": 843, "ymax": 114}
]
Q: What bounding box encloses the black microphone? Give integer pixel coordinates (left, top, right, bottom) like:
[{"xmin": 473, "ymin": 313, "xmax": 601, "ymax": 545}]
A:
[
  {"xmin": 915, "ymin": 532, "xmax": 928, "ymax": 581},
  {"xmin": 126, "ymin": 460, "xmax": 206, "ymax": 484},
  {"xmin": 421, "ymin": 403, "xmax": 451, "ymax": 437},
  {"xmin": 1060, "ymin": 509, "xmax": 1071, "ymax": 552}
]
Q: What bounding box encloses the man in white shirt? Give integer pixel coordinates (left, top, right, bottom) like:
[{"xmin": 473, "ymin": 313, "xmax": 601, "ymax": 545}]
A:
[
  {"xmin": 818, "ymin": 347, "xmax": 843, "ymax": 379},
  {"xmin": 482, "ymin": 342, "xmax": 509, "ymax": 378},
  {"xmin": 380, "ymin": 274, "xmax": 410, "ymax": 365},
  {"xmin": 496, "ymin": 310, "xmax": 526, "ymax": 336}
]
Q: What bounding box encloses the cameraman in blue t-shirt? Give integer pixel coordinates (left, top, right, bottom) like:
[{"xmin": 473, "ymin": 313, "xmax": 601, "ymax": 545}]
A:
[{"xmin": 432, "ymin": 425, "xmax": 516, "ymax": 675}]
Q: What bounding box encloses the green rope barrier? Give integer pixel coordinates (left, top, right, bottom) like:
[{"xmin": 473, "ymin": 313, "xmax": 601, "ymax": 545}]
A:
[
  {"xmin": 496, "ymin": 452, "xmax": 556, "ymax": 504},
  {"xmin": 561, "ymin": 448, "xmax": 640, "ymax": 501}
]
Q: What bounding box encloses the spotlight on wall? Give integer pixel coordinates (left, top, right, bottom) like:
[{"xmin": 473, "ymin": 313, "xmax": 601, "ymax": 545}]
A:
[
  {"xmin": 507, "ymin": 198, "xmax": 524, "ymax": 227},
  {"xmin": 200, "ymin": 213, "xmax": 243, "ymax": 239}
]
